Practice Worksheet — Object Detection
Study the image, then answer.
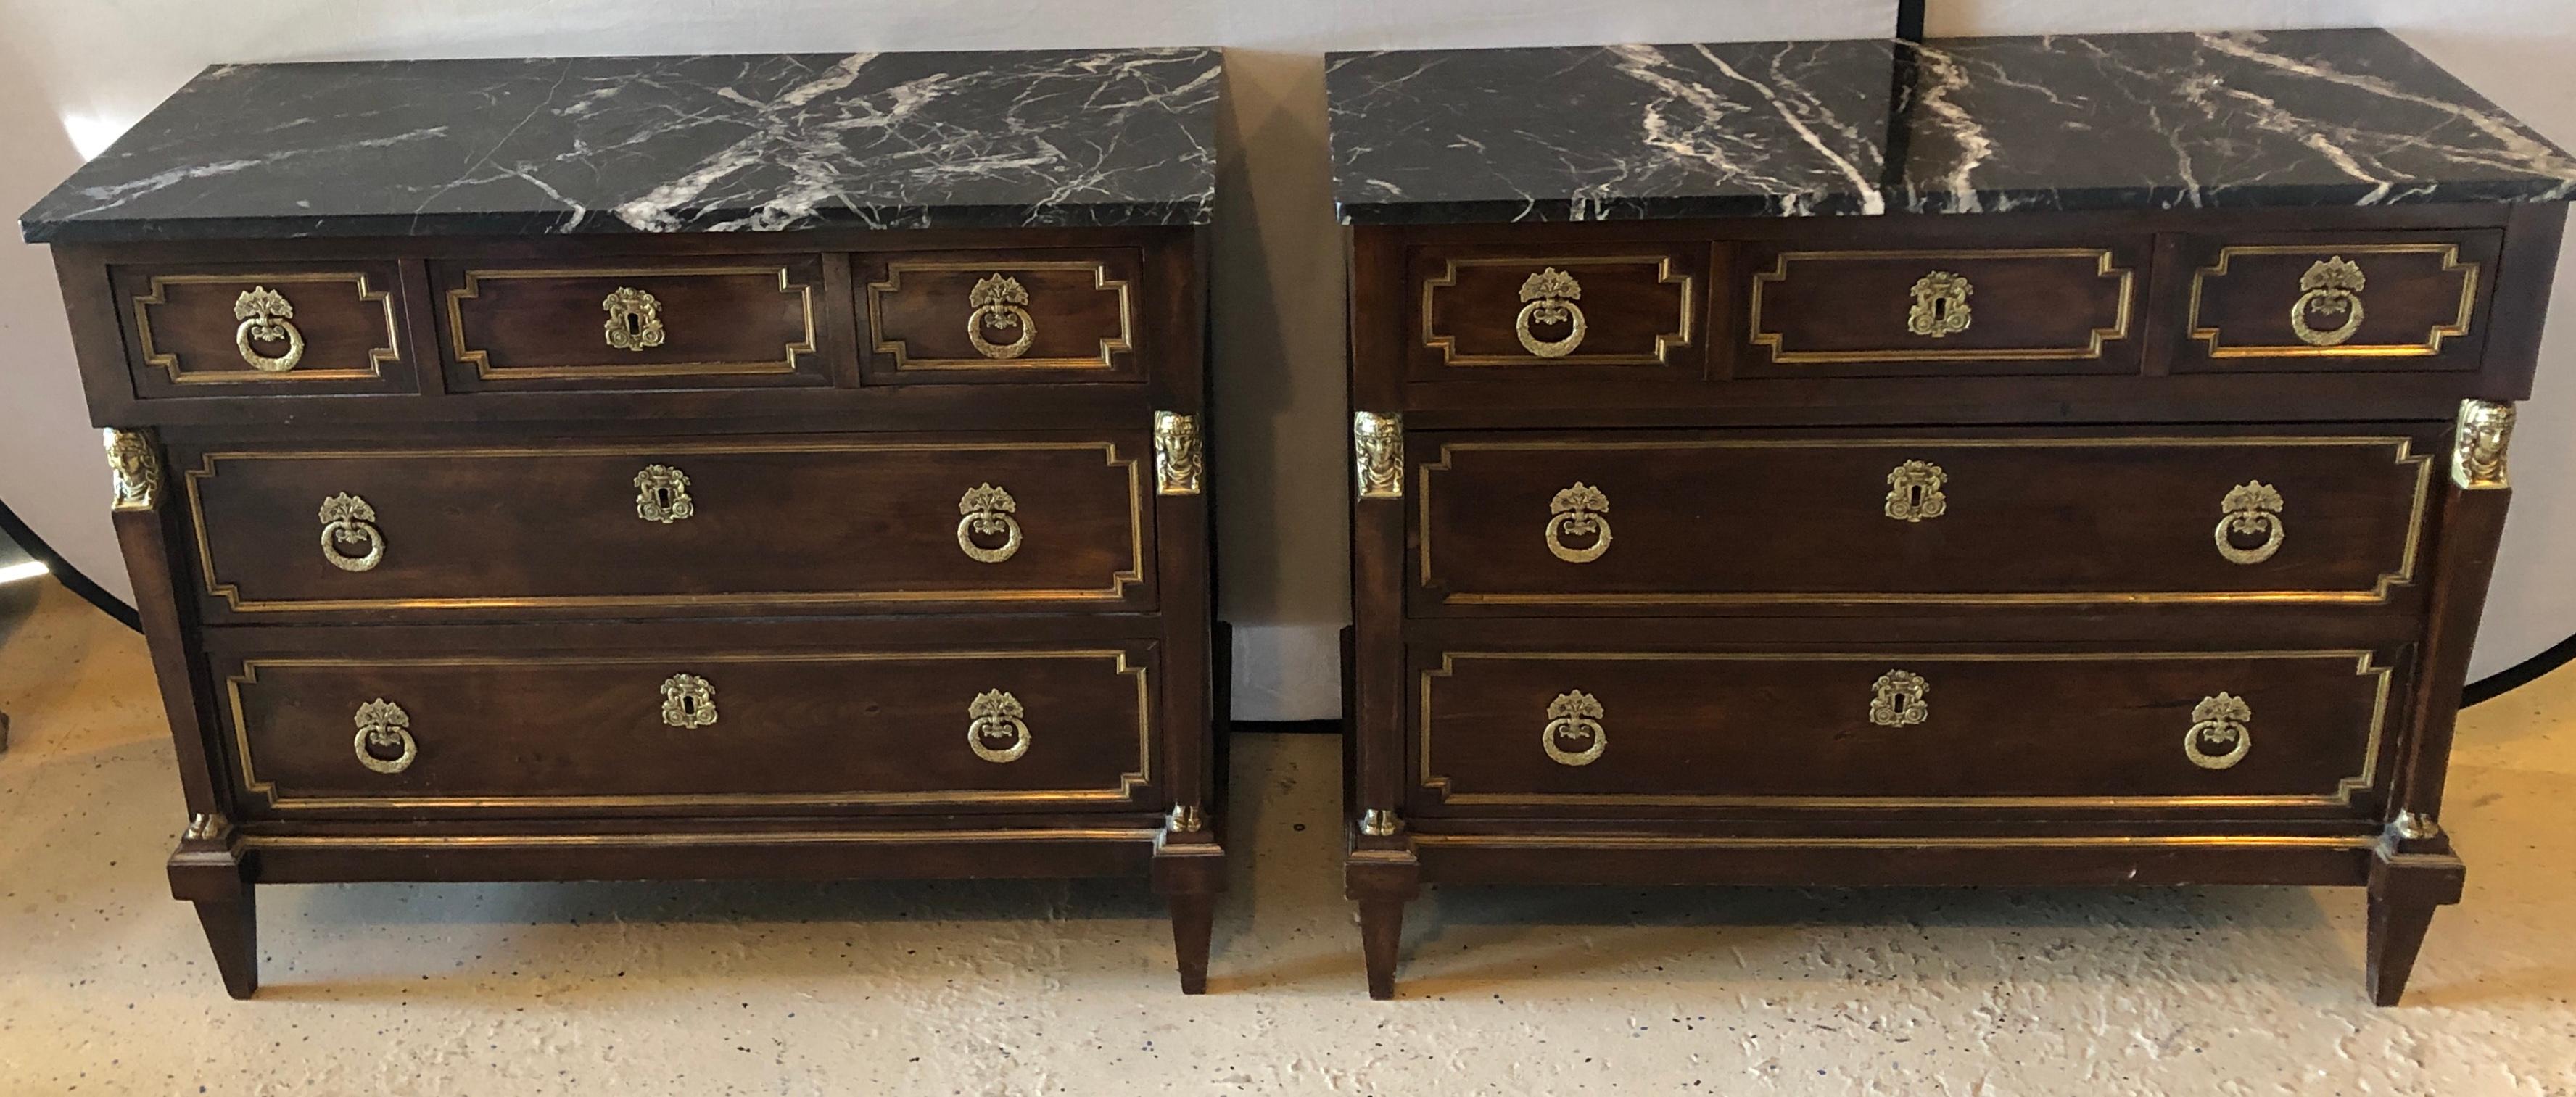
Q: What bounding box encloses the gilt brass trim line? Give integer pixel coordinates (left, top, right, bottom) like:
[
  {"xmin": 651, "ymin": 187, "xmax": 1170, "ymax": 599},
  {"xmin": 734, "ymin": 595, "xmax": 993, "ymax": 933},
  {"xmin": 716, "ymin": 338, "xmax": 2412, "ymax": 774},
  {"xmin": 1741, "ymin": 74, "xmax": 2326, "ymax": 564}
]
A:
[
  {"xmin": 225, "ymin": 650, "xmax": 1152, "ymax": 812},
  {"xmin": 1418, "ymin": 650, "xmax": 2390, "ymax": 809},
  {"xmin": 447, "ymin": 265, "xmax": 818, "ymax": 378},
  {"xmin": 1421, "ymin": 254, "xmax": 1695, "ymax": 367},
  {"xmin": 867, "ymin": 260, "xmax": 1135, "ymax": 371},
  {"xmin": 1410, "ymin": 834, "xmax": 2379, "ymax": 851},
  {"xmin": 2189, "ymin": 244, "xmax": 2479, "ymax": 358},
  {"xmin": 1418, "ymin": 436, "xmax": 2430, "ymax": 606},
  {"xmin": 1749, "ymin": 248, "xmax": 2134, "ymax": 364},
  {"xmin": 183, "ymin": 439, "xmax": 1147, "ymax": 613},
  {"xmin": 133, "ymin": 271, "xmax": 399, "ymax": 384},
  {"xmin": 242, "ymin": 827, "xmax": 1163, "ymax": 851}
]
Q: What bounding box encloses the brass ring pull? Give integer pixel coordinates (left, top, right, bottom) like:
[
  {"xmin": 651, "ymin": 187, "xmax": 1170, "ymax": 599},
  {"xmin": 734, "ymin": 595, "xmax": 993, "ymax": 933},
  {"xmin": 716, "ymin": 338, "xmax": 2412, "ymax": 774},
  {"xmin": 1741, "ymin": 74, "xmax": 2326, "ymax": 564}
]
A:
[
  {"xmin": 352, "ymin": 698, "xmax": 415, "ymax": 774},
  {"xmin": 1543, "ymin": 690, "xmax": 1606, "ymax": 766},
  {"xmin": 233, "ymin": 286, "xmax": 305, "ymax": 373},
  {"xmin": 957, "ymin": 483, "xmax": 1022, "ymax": 564},
  {"xmin": 1907, "ymin": 271, "xmax": 1973, "ymax": 337},
  {"xmin": 968, "ymin": 689, "xmax": 1031, "ymax": 763},
  {"xmin": 2214, "ymin": 481, "xmax": 2286, "ymax": 565},
  {"xmin": 2290, "ymin": 257, "xmax": 2366, "ymax": 348},
  {"xmin": 1883, "ymin": 460, "xmax": 1947, "ymax": 522},
  {"xmin": 603, "ymin": 286, "xmax": 666, "ymax": 352},
  {"xmin": 635, "ymin": 464, "xmax": 694, "ymax": 523},
  {"xmin": 1514, "ymin": 268, "xmax": 1586, "ymax": 358},
  {"xmin": 967, "ymin": 274, "xmax": 1036, "ymax": 360},
  {"xmin": 1869, "ymin": 669, "xmax": 1929, "ymax": 727},
  {"xmin": 2184, "ymin": 692, "xmax": 2253, "ymax": 770},
  {"xmin": 659, "ymin": 674, "xmax": 717, "ymax": 729},
  {"xmin": 1544, "ymin": 482, "xmax": 1612, "ymax": 563},
  {"xmin": 317, "ymin": 492, "xmax": 385, "ymax": 572}
]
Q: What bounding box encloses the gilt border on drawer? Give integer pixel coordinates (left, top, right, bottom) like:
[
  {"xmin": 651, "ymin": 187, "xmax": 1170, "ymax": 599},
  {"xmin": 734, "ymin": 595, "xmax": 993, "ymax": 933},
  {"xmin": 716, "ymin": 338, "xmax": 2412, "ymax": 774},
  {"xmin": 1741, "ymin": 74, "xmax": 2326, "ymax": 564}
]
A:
[
  {"xmin": 1417, "ymin": 650, "xmax": 2392, "ymax": 809},
  {"xmin": 1421, "ymin": 255, "xmax": 1696, "ymax": 366},
  {"xmin": 134, "ymin": 272, "xmax": 400, "ymax": 384},
  {"xmin": 2188, "ymin": 244, "xmax": 2478, "ymax": 358},
  {"xmin": 223, "ymin": 650, "xmax": 1152, "ymax": 812},
  {"xmin": 1748, "ymin": 248, "xmax": 2135, "ymax": 363},
  {"xmin": 446, "ymin": 265, "xmax": 819, "ymax": 378},
  {"xmin": 866, "ymin": 260, "xmax": 1135, "ymax": 371},
  {"xmin": 181, "ymin": 439, "xmax": 1147, "ymax": 612},
  {"xmin": 1416, "ymin": 436, "xmax": 2431, "ymax": 605}
]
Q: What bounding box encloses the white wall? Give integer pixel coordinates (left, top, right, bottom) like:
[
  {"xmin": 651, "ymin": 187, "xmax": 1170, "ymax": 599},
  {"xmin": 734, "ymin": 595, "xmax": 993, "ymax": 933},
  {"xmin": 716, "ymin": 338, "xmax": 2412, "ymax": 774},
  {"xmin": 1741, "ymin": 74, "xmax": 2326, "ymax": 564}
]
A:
[{"xmin": 4, "ymin": 0, "xmax": 2571, "ymax": 720}]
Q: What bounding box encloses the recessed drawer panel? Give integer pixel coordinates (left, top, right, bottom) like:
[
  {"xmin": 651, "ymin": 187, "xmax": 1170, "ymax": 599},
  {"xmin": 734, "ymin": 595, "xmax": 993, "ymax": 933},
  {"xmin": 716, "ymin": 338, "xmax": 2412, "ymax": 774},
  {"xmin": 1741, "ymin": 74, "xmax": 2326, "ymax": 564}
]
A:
[
  {"xmin": 1413, "ymin": 430, "xmax": 2434, "ymax": 611},
  {"xmin": 1744, "ymin": 244, "xmax": 2143, "ymax": 376},
  {"xmin": 1413, "ymin": 645, "xmax": 2401, "ymax": 814},
  {"xmin": 2172, "ymin": 231, "xmax": 2500, "ymax": 371},
  {"xmin": 210, "ymin": 638, "xmax": 1156, "ymax": 818},
  {"xmin": 112, "ymin": 264, "xmax": 416, "ymax": 398},
  {"xmin": 1408, "ymin": 244, "xmax": 1706, "ymax": 378},
  {"xmin": 859, "ymin": 249, "xmax": 1144, "ymax": 382},
  {"xmin": 178, "ymin": 435, "xmax": 1152, "ymax": 618},
  {"xmin": 434, "ymin": 257, "xmax": 827, "ymax": 390}
]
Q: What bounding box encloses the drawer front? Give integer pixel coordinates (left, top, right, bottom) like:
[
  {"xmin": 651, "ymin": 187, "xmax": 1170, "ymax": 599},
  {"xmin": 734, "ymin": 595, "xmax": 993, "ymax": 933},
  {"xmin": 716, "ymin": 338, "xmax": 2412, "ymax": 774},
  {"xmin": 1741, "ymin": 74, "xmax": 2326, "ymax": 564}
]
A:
[
  {"xmin": 1744, "ymin": 244, "xmax": 2143, "ymax": 376},
  {"xmin": 859, "ymin": 249, "xmax": 1144, "ymax": 382},
  {"xmin": 1414, "ymin": 431, "xmax": 2433, "ymax": 610},
  {"xmin": 1408, "ymin": 244, "xmax": 1706, "ymax": 378},
  {"xmin": 2173, "ymin": 231, "xmax": 2500, "ymax": 371},
  {"xmin": 434, "ymin": 257, "xmax": 828, "ymax": 390},
  {"xmin": 1414, "ymin": 646, "xmax": 2401, "ymax": 813},
  {"xmin": 212, "ymin": 642, "xmax": 1156, "ymax": 816},
  {"xmin": 112, "ymin": 264, "xmax": 416, "ymax": 398},
  {"xmin": 181, "ymin": 436, "xmax": 1151, "ymax": 616}
]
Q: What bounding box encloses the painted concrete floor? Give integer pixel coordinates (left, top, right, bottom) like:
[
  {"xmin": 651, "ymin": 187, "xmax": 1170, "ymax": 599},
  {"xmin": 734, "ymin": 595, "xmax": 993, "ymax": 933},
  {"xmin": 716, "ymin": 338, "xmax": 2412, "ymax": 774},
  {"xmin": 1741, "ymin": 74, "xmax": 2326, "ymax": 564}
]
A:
[{"xmin": 4, "ymin": 576, "xmax": 2575, "ymax": 1096}]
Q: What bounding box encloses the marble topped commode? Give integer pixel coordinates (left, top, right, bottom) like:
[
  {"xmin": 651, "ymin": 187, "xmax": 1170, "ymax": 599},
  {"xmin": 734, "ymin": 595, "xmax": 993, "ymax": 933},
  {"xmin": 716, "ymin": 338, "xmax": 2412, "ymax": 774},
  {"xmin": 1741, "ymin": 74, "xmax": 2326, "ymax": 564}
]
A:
[{"xmin": 1328, "ymin": 28, "xmax": 2576, "ymax": 1003}]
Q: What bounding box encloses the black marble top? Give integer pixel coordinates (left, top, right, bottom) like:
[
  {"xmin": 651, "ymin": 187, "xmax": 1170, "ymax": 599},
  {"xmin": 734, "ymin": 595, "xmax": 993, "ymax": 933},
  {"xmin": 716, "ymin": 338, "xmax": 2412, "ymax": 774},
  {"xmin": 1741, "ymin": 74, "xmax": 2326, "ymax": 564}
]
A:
[
  {"xmin": 22, "ymin": 49, "xmax": 1221, "ymax": 244},
  {"xmin": 1327, "ymin": 28, "xmax": 2576, "ymax": 224}
]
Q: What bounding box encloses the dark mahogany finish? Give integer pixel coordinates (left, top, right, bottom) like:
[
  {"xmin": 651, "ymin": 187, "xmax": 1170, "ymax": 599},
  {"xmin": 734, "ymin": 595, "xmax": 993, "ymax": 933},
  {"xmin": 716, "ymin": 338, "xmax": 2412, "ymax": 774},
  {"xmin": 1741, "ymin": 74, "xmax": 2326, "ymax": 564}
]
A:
[{"xmin": 1342, "ymin": 200, "xmax": 2566, "ymax": 1004}]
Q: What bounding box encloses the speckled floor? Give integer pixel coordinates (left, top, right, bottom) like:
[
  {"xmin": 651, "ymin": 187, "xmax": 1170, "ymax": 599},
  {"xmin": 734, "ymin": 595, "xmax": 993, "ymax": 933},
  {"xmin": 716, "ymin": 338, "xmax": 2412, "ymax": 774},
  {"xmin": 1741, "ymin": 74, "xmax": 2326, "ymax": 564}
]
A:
[{"xmin": 4, "ymin": 576, "xmax": 2575, "ymax": 1094}]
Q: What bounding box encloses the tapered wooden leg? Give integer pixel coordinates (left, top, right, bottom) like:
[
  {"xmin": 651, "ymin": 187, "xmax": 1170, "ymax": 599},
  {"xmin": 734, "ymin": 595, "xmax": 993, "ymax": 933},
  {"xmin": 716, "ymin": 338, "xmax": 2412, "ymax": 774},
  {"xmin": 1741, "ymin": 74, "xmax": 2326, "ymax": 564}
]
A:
[
  {"xmin": 1358, "ymin": 897, "xmax": 1406, "ymax": 1001},
  {"xmin": 2368, "ymin": 845, "xmax": 2465, "ymax": 1006},
  {"xmin": 1166, "ymin": 890, "xmax": 1215, "ymax": 995},
  {"xmin": 191, "ymin": 891, "xmax": 260, "ymax": 1000}
]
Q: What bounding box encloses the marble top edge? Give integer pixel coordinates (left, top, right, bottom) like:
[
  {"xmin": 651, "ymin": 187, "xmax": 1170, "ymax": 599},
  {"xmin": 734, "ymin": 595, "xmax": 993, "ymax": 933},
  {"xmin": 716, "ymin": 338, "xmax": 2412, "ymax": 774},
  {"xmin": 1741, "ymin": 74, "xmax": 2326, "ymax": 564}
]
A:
[{"xmin": 23, "ymin": 47, "xmax": 1223, "ymax": 243}]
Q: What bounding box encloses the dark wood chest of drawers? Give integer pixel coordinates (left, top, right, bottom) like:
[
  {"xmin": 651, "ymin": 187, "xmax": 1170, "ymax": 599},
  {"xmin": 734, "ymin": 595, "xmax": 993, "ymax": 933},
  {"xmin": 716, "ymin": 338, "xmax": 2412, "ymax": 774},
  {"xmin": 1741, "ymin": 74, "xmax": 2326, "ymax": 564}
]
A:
[
  {"xmin": 22, "ymin": 50, "xmax": 1226, "ymax": 997},
  {"xmin": 1330, "ymin": 30, "xmax": 2576, "ymax": 1003}
]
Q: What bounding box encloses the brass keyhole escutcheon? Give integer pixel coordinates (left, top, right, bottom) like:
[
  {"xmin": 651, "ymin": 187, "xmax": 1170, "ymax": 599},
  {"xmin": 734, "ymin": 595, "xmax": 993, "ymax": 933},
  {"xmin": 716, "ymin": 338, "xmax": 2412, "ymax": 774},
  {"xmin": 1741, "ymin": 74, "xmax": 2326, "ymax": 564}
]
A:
[
  {"xmin": 2184, "ymin": 692, "xmax": 2253, "ymax": 770},
  {"xmin": 1543, "ymin": 482, "xmax": 1612, "ymax": 563},
  {"xmin": 1883, "ymin": 460, "xmax": 1947, "ymax": 523},
  {"xmin": 603, "ymin": 286, "xmax": 666, "ymax": 352},
  {"xmin": 1869, "ymin": 669, "xmax": 1929, "ymax": 727},
  {"xmin": 968, "ymin": 689, "xmax": 1031, "ymax": 763},
  {"xmin": 1514, "ymin": 268, "xmax": 1587, "ymax": 358},
  {"xmin": 232, "ymin": 286, "xmax": 306, "ymax": 373},
  {"xmin": 967, "ymin": 273, "xmax": 1036, "ymax": 360},
  {"xmin": 1542, "ymin": 690, "xmax": 1607, "ymax": 766},
  {"xmin": 659, "ymin": 674, "xmax": 718, "ymax": 729},
  {"xmin": 635, "ymin": 464, "xmax": 695, "ymax": 523},
  {"xmin": 351, "ymin": 698, "xmax": 416, "ymax": 774},
  {"xmin": 957, "ymin": 483, "xmax": 1023, "ymax": 563},
  {"xmin": 317, "ymin": 492, "xmax": 386, "ymax": 572},
  {"xmin": 1907, "ymin": 271, "xmax": 1973, "ymax": 338},
  {"xmin": 2214, "ymin": 481, "xmax": 2286, "ymax": 565},
  {"xmin": 2291, "ymin": 257, "xmax": 2367, "ymax": 348}
]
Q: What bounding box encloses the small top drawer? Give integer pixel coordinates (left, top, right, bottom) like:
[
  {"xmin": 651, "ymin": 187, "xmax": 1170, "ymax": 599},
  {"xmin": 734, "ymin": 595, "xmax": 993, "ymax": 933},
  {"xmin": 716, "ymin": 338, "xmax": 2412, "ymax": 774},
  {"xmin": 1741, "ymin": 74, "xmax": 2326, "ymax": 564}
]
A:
[
  {"xmin": 2171, "ymin": 231, "xmax": 2501, "ymax": 371},
  {"xmin": 1406, "ymin": 244, "xmax": 1707, "ymax": 379},
  {"xmin": 859, "ymin": 249, "xmax": 1146, "ymax": 383},
  {"xmin": 177, "ymin": 435, "xmax": 1152, "ymax": 618},
  {"xmin": 1413, "ymin": 429, "xmax": 2435, "ymax": 612},
  {"xmin": 110, "ymin": 264, "xmax": 417, "ymax": 399},
  {"xmin": 1744, "ymin": 243, "xmax": 2144, "ymax": 376},
  {"xmin": 433, "ymin": 257, "xmax": 830, "ymax": 391}
]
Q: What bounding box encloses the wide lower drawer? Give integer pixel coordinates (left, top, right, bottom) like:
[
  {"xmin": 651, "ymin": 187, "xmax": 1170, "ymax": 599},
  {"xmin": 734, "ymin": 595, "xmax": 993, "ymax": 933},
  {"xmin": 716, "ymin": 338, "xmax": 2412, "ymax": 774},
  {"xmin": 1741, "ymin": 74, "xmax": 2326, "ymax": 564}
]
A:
[
  {"xmin": 178, "ymin": 434, "xmax": 1152, "ymax": 618},
  {"xmin": 1413, "ymin": 427, "xmax": 2437, "ymax": 611},
  {"xmin": 208, "ymin": 636, "xmax": 1160, "ymax": 817},
  {"xmin": 1411, "ymin": 643, "xmax": 2407, "ymax": 815}
]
